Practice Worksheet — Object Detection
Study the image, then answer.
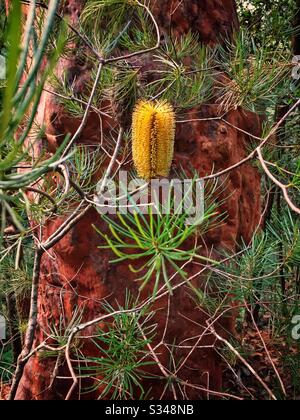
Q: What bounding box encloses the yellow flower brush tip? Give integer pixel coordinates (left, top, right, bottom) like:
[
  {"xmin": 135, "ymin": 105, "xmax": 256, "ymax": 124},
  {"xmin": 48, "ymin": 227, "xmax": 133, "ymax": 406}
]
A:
[{"xmin": 132, "ymin": 100, "xmax": 176, "ymax": 180}]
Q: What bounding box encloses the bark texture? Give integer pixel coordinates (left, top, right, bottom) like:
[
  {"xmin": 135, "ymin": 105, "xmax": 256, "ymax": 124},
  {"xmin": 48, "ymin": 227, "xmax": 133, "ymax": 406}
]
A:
[{"xmin": 15, "ymin": 0, "xmax": 262, "ymax": 400}]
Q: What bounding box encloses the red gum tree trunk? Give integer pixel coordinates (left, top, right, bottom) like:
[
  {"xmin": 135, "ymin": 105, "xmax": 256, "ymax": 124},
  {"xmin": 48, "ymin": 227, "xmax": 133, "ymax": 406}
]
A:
[{"xmin": 15, "ymin": 0, "xmax": 262, "ymax": 400}]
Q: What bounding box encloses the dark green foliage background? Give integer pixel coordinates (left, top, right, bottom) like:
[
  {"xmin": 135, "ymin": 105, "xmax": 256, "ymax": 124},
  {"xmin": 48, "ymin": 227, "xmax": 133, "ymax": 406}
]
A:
[{"xmin": 0, "ymin": 0, "xmax": 300, "ymax": 399}]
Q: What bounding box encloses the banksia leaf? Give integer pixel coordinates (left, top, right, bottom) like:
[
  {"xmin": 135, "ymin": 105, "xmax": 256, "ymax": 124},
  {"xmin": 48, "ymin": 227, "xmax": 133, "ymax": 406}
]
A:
[{"xmin": 132, "ymin": 100, "xmax": 176, "ymax": 180}]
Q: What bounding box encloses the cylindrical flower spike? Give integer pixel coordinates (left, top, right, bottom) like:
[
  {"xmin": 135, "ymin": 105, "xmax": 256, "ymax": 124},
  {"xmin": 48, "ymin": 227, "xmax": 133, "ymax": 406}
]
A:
[{"xmin": 132, "ymin": 100, "xmax": 176, "ymax": 180}]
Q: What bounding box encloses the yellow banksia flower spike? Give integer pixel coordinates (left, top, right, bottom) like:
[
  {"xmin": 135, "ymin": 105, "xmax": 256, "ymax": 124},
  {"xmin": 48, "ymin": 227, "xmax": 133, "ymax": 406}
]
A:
[{"xmin": 132, "ymin": 100, "xmax": 176, "ymax": 180}]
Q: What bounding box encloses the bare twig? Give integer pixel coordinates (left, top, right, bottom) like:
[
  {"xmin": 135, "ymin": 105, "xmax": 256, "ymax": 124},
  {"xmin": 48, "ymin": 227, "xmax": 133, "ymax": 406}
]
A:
[{"xmin": 208, "ymin": 326, "xmax": 277, "ymax": 400}]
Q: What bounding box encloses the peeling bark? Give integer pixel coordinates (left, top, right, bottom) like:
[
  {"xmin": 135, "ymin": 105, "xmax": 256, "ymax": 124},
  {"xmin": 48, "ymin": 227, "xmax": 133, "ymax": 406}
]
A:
[{"xmin": 14, "ymin": 0, "xmax": 262, "ymax": 400}]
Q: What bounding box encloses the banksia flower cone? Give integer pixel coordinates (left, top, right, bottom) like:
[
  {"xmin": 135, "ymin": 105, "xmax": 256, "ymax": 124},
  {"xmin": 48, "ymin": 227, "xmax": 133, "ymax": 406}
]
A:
[{"xmin": 132, "ymin": 100, "xmax": 176, "ymax": 180}]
